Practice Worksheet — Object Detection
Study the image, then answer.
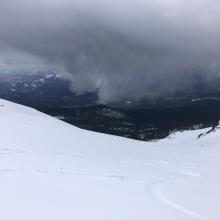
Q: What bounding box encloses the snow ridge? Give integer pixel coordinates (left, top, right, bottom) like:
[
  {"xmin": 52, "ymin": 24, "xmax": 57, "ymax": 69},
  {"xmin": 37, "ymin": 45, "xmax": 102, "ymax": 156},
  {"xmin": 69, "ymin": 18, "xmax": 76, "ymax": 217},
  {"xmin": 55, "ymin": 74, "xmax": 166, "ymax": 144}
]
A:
[{"xmin": 0, "ymin": 99, "xmax": 220, "ymax": 220}]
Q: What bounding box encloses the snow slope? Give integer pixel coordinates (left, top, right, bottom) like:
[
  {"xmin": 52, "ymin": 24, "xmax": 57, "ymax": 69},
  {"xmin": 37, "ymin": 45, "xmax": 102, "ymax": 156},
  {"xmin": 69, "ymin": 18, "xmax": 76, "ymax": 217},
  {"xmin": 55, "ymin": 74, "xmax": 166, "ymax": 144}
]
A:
[{"xmin": 0, "ymin": 98, "xmax": 220, "ymax": 220}]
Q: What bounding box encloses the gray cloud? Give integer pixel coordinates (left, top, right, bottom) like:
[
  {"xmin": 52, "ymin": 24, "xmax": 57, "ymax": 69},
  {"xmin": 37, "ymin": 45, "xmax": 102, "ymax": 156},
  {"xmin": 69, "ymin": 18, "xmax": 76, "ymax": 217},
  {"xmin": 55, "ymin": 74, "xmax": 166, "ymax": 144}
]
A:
[{"xmin": 1, "ymin": 0, "xmax": 220, "ymax": 102}]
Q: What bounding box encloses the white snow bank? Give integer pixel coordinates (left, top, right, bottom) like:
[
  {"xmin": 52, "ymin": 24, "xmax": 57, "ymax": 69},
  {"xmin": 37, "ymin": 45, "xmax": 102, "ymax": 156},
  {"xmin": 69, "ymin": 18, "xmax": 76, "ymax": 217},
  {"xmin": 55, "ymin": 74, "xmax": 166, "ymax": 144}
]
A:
[{"xmin": 0, "ymin": 99, "xmax": 219, "ymax": 220}]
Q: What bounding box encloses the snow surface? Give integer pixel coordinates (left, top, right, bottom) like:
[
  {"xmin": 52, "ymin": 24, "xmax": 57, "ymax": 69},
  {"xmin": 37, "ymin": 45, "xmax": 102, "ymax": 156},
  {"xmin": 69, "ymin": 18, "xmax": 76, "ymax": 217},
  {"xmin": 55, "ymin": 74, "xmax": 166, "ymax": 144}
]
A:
[{"xmin": 0, "ymin": 98, "xmax": 220, "ymax": 220}]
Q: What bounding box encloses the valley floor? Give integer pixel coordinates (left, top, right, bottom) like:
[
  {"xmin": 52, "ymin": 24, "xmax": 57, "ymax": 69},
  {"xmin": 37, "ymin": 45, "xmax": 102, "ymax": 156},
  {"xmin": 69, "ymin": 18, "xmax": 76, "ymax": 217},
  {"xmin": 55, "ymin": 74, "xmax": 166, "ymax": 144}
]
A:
[{"xmin": 0, "ymin": 99, "xmax": 219, "ymax": 220}]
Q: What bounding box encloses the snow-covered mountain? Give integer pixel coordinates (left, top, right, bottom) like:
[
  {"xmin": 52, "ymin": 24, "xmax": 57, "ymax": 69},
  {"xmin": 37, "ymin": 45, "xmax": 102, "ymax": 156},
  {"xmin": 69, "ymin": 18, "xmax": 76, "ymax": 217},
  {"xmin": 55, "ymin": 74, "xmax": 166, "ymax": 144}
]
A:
[
  {"xmin": 0, "ymin": 98, "xmax": 220, "ymax": 220},
  {"xmin": 0, "ymin": 68, "xmax": 98, "ymax": 108}
]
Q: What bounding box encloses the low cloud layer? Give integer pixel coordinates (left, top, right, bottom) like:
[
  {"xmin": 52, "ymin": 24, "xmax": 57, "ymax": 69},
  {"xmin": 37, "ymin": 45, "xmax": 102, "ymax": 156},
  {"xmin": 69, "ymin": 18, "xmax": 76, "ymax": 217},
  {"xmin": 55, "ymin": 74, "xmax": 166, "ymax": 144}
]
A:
[{"xmin": 1, "ymin": 0, "xmax": 220, "ymax": 102}]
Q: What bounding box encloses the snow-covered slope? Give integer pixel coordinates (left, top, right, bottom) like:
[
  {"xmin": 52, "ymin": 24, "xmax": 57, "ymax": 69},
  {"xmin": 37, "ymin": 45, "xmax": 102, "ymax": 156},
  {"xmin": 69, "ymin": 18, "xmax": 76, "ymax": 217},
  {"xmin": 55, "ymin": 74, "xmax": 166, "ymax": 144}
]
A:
[{"xmin": 0, "ymin": 99, "xmax": 220, "ymax": 220}]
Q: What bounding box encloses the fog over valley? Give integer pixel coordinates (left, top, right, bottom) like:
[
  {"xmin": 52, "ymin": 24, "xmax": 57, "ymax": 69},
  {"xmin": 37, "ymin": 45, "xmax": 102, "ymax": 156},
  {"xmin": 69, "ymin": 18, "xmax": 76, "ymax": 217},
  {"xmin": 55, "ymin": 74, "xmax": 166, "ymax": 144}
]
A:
[{"xmin": 1, "ymin": 0, "xmax": 220, "ymax": 102}]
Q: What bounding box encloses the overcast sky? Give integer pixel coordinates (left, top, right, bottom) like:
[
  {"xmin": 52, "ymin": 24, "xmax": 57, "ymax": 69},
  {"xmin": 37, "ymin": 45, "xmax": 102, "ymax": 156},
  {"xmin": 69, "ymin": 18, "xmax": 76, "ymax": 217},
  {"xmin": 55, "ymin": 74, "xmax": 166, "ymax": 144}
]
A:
[{"xmin": 1, "ymin": 0, "xmax": 220, "ymax": 102}]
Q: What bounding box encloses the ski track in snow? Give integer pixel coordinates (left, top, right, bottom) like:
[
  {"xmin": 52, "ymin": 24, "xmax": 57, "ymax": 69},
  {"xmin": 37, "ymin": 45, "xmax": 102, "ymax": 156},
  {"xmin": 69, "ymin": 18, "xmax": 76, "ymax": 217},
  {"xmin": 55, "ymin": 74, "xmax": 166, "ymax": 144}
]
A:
[
  {"xmin": 145, "ymin": 179, "xmax": 205, "ymax": 220},
  {"xmin": 0, "ymin": 146, "xmax": 206, "ymax": 220},
  {"xmin": 0, "ymin": 144, "xmax": 213, "ymax": 220},
  {"xmin": 151, "ymin": 187, "xmax": 205, "ymax": 220}
]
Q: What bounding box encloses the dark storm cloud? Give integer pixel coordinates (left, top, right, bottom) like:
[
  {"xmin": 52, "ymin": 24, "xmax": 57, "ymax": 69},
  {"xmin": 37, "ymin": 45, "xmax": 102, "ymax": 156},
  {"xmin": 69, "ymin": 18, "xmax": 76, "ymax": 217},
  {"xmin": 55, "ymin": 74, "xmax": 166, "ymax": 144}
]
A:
[{"xmin": 1, "ymin": 0, "xmax": 220, "ymax": 102}]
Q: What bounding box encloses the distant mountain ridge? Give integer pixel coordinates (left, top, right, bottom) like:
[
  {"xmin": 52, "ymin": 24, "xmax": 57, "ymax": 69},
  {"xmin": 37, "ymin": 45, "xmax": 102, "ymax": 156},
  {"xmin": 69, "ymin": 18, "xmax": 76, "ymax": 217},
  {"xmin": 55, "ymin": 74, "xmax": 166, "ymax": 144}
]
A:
[{"xmin": 0, "ymin": 67, "xmax": 98, "ymax": 108}]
